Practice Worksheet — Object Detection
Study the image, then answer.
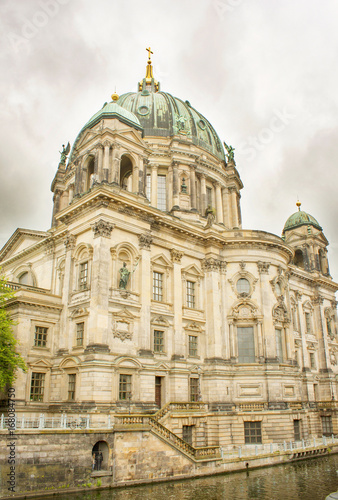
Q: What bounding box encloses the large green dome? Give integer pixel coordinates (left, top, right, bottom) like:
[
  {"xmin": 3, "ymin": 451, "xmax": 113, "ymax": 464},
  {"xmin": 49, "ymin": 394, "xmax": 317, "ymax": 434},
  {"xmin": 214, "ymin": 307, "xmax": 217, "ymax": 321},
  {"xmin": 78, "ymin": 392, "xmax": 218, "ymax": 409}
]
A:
[
  {"xmin": 117, "ymin": 90, "xmax": 225, "ymax": 161},
  {"xmin": 283, "ymin": 208, "xmax": 322, "ymax": 233}
]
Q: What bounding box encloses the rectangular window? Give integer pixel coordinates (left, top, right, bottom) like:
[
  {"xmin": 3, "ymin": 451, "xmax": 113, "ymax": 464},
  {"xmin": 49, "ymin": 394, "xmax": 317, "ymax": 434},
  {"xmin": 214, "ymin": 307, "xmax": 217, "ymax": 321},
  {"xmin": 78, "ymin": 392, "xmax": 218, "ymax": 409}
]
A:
[
  {"xmin": 305, "ymin": 312, "xmax": 312, "ymax": 333},
  {"xmin": 157, "ymin": 175, "xmax": 167, "ymax": 211},
  {"xmin": 34, "ymin": 326, "xmax": 48, "ymax": 347},
  {"xmin": 154, "ymin": 330, "xmax": 164, "ymax": 353},
  {"xmin": 237, "ymin": 327, "xmax": 255, "ymax": 363},
  {"xmin": 275, "ymin": 328, "xmax": 283, "ymax": 362},
  {"xmin": 68, "ymin": 374, "xmax": 76, "ymax": 401},
  {"xmin": 190, "ymin": 377, "xmax": 199, "ymax": 402},
  {"xmin": 310, "ymin": 352, "xmax": 316, "ymax": 370},
  {"xmin": 188, "ymin": 335, "xmax": 198, "ymax": 357},
  {"xmin": 321, "ymin": 416, "xmax": 333, "ymax": 436},
  {"xmin": 79, "ymin": 261, "xmax": 88, "ymax": 290},
  {"xmin": 294, "ymin": 419, "xmax": 301, "ymax": 441},
  {"xmin": 244, "ymin": 421, "xmax": 262, "ymax": 444},
  {"xmin": 153, "ymin": 271, "xmax": 163, "ymax": 301},
  {"xmin": 119, "ymin": 374, "xmax": 132, "ymax": 400},
  {"xmin": 30, "ymin": 372, "xmax": 45, "ymax": 401},
  {"xmin": 76, "ymin": 323, "xmax": 84, "ymax": 346},
  {"xmin": 186, "ymin": 281, "xmax": 196, "ymax": 308},
  {"xmin": 146, "ymin": 174, "xmax": 151, "ymax": 201}
]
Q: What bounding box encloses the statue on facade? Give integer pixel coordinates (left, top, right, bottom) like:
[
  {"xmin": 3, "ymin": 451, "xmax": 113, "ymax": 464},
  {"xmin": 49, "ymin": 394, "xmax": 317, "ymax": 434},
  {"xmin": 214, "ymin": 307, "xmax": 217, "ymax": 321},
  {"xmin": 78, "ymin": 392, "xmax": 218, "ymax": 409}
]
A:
[
  {"xmin": 119, "ymin": 263, "xmax": 130, "ymax": 289},
  {"xmin": 205, "ymin": 205, "xmax": 216, "ymax": 228},
  {"xmin": 223, "ymin": 142, "xmax": 235, "ymax": 163},
  {"xmin": 118, "ymin": 259, "xmax": 140, "ymax": 289},
  {"xmin": 59, "ymin": 142, "xmax": 70, "ymax": 165}
]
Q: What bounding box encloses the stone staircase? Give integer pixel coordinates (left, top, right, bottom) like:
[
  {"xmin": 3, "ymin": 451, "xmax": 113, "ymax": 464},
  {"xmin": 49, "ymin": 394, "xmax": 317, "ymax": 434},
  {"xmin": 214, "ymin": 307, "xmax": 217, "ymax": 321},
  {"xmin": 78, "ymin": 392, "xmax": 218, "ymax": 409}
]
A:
[{"xmin": 115, "ymin": 402, "xmax": 221, "ymax": 462}]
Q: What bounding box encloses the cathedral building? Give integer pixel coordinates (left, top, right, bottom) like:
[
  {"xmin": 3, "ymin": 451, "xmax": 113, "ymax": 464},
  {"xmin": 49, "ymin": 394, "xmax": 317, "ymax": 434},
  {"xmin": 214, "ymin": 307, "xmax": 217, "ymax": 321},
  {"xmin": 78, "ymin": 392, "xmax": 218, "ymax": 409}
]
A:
[{"xmin": 1, "ymin": 52, "xmax": 338, "ymax": 448}]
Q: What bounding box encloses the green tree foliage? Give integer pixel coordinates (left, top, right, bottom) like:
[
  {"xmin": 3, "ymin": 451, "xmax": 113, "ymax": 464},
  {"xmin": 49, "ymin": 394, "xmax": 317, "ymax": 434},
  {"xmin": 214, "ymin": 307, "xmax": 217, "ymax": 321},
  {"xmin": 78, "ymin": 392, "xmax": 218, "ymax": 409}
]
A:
[{"xmin": 0, "ymin": 275, "xmax": 27, "ymax": 390}]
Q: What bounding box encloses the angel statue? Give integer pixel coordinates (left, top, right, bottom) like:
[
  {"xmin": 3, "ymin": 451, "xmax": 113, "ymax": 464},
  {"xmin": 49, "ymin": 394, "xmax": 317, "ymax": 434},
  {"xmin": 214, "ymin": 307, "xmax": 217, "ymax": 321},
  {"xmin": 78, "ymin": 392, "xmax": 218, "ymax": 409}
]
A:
[
  {"xmin": 59, "ymin": 142, "xmax": 70, "ymax": 165},
  {"xmin": 223, "ymin": 142, "xmax": 235, "ymax": 163}
]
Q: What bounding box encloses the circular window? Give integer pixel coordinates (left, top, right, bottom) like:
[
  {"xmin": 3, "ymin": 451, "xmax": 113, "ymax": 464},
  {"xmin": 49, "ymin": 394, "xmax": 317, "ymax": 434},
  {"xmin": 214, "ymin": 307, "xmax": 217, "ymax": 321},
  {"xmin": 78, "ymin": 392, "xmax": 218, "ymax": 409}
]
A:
[
  {"xmin": 236, "ymin": 278, "xmax": 250, "ymax": 295},
  {"xmin": 137, "ymin": 105, "xmax": 150, "ymax": 116},
  {"xmin": 198, "ymin": 119, "xmax": 206, "ymax": 130}
]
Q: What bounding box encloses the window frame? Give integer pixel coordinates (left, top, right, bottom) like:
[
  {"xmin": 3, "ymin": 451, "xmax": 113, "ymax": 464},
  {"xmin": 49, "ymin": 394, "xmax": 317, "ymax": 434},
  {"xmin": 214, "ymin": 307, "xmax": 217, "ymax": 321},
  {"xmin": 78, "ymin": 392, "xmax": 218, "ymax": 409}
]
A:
[
  {"xmin": 30, "ymin": 372, "xmax": 46, "ymax": 402},
  {"xmin": 189, "ymin": 377, "xmax": 199, "ymax": 402},
  {"xmin": 34, "ymin": 326, "xmax": 48, "ymax": 348},
  {"xmin": 119, "ymin": 374, "xmax": 132, "ymax": 401},
  {"xmin": 237, "ymin": 325, "xmax": 256, "ymax": 363},
  {"xmin": 157, "ymin": 174, "xmax": 167, "ymax": 211},
  {"xmin": 188, "ymin": 335, "xmax": 198, "ymax": 357},
  {"xmin": 153, "ymin": 329, "xmax": 165, "ymax": 353},
  {"xmin": 186, "ymin": 280, "xmax": 196, "ymax": 309},
  {"xmin": 244, "ymin": 421, "xmax": 262, "ymax": 444},
  {"xmin": 79, "ymin": 260, "xmax": 89, "ymax": 290},
  {"xmin": 153, "ymin": 271, "xmax": 164, "ymax": 302},
  {"xmin": 321, "ymin": 415, "xmax": 333, "ymax": 436},
  {"xmin": 68, "ymin": 373, "xmax": 76, "ymax": 401},
  {"xmin": 75, "ymin": 322, "xmax": 85, "ymax": 347}
]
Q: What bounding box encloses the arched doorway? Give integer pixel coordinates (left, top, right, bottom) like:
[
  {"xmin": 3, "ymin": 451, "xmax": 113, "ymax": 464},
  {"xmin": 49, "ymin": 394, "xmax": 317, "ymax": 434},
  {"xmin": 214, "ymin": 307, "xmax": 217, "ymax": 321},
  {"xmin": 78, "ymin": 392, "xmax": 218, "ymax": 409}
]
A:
[
  {"xmin": 92, "ymin": 441, "xmax": 109, "ymax": 471},
  {"xmin": 120, "ymin": 156, "xmax": 133, "ymax": 191}
]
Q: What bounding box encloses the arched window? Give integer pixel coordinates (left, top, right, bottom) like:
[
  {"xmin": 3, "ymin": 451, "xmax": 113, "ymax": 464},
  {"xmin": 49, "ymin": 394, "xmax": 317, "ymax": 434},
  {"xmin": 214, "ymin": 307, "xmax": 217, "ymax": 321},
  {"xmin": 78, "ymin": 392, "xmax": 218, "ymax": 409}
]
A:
[
  {"xmin": 92, "ymin": 441, "xmax": 109, "ymax": 471},
  {"xmin": 120, "ymin": 155, "xmax": 133, "ymax": 191},
  {"xmin": 18, "ymin": 272, "xmax": 29, "ymax": 285}
]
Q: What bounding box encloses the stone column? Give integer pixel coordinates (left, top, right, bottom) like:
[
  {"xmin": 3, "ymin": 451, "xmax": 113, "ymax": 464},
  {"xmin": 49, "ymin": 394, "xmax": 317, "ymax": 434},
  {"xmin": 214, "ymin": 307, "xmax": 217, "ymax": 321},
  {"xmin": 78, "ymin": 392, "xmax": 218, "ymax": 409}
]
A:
[
  {"xmin": 167, "ymin": 165, "xmax": 173, "ymax": 209},
  {"xmin": 51, "ymin": 190, "xmax": 62, "ymax": 226},
  {"xmin": 138, "ymin": 233, "xmax": 153, "ymax": 354},
  {"xmin": 222, "ymin": 187, "xmax": 230, "ymax": 227},
  {"xmin": 112, "ymin": 144, "xmax": 121, "ymax": 184},
  {"xmin": 172, "ymin": 161, "xmax": 179, "ymax": 208},
  {"xmin": 74, "ymin": 159, "xmax": 82, "ymax": 195},
  {"xmin": 229, "ymin": 322, "xmax": 236, "ymax": 360},
  {"xmin": 103, "ymin": 141, "xmax": 110, "ymax": 182},
  {"xmin": 171, "ymin": 249, "xmax": 184, "ymax": 358},
  {"xmin": 60, "ymin": 234, "xmax": 76, "ymax": 350},
  {"xmin": 132, "ymin": 164, "xmax": 139, "ymax": 193},
  {"xmin": 151, "ymin": 164, "xmax": 158, "ymax": 207},
  {"xmin": 215, "ymin": 182, "xmax": 223, "ymax": 224},
  {"xmin": 190, "ymin": 165, "xmax": 197, "ymax": 210},
  {"xmin": 219, "ymin": 263, "xmax": 229, "ymax": 359},
  {"xmin": 96, "ymin": 145, "xmax": 103, "ymax": 181},
  {"xmin": 68, "ymin": 183, "xmax": 74, "ymax": 204},
  {"xmin": 230, "ymin": 188, "xmax": 238, "ymax": 228},
  {"xmin": 202, "ymin": 258, "xmax": 223, "ymax": 360},
  {"xmin": 257, "ymin": 321, "xmax": 264, "ymax": 360},
  {"xmin": 88, "ymin": 220, "xmax": 114, "ymax": 347},
  {"xmin": 200, "ymin": 174, "xmax": 207, "ymax": 215}
]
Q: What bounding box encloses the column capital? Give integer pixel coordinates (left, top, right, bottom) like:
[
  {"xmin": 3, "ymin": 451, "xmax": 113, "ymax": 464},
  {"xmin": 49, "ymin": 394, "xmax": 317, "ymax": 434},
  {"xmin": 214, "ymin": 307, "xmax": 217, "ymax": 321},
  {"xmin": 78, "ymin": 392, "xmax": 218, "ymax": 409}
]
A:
[
  {"xmin": 170, "ymin": 248, "xmax": 184, "ymax": 264},
  {"xmin": 64, "ymin": 233, "xmax": 76, "ymax": 250},
  {"xmin": 257, "ymin": 261, "xmax": 270, "ymax": 274},
  {"xmin": 139, "ymin": 233, "xmax": 153, "ymax": 249},
  {"xmin": 103, "ymin": 140, "xmax": 111, "ymax": 148},
  {"xmin": 91, "ymin": 219, "xmax": 114, "ymax": 238}
]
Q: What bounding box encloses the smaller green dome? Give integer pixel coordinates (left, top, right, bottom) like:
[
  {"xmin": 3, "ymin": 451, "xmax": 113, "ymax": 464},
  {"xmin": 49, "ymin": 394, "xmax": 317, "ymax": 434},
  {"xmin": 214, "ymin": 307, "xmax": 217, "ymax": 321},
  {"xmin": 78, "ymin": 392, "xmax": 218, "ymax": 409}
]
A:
[
  {"xmin": 84, "ymin": 101, "xmax": 143, "ymax": 131},
  {"xmin": 283, "ymin": 208, "xmax": 322, "ymax": 233}
]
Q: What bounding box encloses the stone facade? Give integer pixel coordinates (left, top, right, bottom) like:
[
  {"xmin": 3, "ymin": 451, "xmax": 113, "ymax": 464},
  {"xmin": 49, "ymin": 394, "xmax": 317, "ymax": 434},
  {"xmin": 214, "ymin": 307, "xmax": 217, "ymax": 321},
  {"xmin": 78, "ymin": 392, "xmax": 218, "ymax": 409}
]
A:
[{"xmin": 1, "ymin": 60, "xmax": 338, "ymax": 489}]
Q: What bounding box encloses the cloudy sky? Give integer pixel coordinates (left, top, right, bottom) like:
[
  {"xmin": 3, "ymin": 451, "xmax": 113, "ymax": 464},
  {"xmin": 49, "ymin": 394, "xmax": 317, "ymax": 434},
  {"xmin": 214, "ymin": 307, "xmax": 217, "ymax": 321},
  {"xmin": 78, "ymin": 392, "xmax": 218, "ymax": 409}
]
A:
[{"xmin": 1, "ymin": 0, "xmax": 338, "ymax": 278}]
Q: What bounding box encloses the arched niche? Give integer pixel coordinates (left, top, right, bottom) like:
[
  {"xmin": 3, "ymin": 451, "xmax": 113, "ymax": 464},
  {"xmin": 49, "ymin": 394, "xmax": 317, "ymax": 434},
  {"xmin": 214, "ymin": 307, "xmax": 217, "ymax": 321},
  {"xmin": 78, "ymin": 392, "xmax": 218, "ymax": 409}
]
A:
[
  {"xmin": 120, "ymin": 154, "xmax": 133, "ymax": 191},
  {"xmin": 86, "ymin": 156, "xmax": 95, "ymax": 191},
  {"xmin": 14, "ymin": 265, "xmax": 37, "ymax": 287},
  {"xmin": 92, "ymin": 441, "xmax": 109, "ymax": 471},
  {"xmin": 294, "ymin": 249, "xmax": 304, "ymax": 269}
]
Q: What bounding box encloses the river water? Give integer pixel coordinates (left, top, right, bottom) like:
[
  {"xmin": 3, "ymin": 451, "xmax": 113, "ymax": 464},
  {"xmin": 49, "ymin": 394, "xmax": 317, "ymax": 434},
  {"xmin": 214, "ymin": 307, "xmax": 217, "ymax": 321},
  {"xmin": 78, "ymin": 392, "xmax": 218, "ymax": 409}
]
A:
[{"xmin": 35, "ymin": 455, "xmax": 338, "ymax": 500}]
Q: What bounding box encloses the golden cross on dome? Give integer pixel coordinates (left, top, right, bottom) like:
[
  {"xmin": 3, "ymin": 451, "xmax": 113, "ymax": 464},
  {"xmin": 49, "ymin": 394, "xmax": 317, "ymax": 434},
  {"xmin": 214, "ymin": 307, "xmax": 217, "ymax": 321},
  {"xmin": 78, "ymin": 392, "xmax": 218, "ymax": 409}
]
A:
[{"xmin": 146, "ymin": 47, "xmax": 153, "ymax": 61}]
